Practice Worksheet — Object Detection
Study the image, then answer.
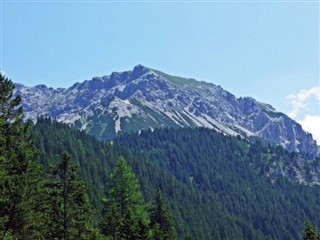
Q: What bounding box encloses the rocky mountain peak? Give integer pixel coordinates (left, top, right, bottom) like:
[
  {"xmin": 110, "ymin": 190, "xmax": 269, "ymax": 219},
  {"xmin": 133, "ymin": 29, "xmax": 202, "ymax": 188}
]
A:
[
  {"xmin": 34, "ymin": 84, "xmax": 49, "ymax": 90},
  {"xmin": 14, "ymin": 66, "xmax": 320, "ymax": 157},
  {"xmin": 131, "ymin": 64, "xmax": 151, "ymax": 78}
]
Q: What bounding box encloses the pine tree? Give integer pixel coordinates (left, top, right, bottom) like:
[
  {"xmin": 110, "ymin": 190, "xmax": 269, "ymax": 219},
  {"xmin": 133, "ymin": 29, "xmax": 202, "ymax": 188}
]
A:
[
  {"xmin": 101, "ymin": 156, "xmax": 149, "ymax": 239},
  {"xmin": 303, "ymin": 220, "xmax": 320, "ymax": 240},
  {"xmin": 0, "ymin": 73, "xmax": 43, "ymax": 239},
  {"xmin": 43, "ymin": 151, "xmax": 97, "ymax": 239},
  {"xmin": 150, "ymin": 190, "xmax": 178, "ymax": 240}
]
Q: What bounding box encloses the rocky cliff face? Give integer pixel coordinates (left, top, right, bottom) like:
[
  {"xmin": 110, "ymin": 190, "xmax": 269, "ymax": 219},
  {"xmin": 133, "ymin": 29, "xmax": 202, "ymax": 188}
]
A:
[{"xmin": 15, "ymin": 65, "xmax": 319, "ymax": 156}]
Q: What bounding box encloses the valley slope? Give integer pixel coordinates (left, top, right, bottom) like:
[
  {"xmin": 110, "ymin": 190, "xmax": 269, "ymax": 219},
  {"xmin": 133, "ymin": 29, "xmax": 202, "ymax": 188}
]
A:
[{"xmin": 31, "ymin": 119, "xmax": 320, "ymax": 240}]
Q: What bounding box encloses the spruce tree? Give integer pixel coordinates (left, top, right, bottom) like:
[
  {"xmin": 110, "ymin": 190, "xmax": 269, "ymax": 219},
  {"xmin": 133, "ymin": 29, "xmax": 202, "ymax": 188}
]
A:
[
  {"xmin": 43, "ymin": 151, "xmax": 97, "ymax": 239},
  {"xmin": 150, "ymin": 190, "xmax": 178, "ymax": 240},
  {"xmin": 101, "ymin": 156, "xmax": 149, "ymax": 239},
  {"xmin": 0, "ymin": 73, "xmax": 43, "ymax": 239}
]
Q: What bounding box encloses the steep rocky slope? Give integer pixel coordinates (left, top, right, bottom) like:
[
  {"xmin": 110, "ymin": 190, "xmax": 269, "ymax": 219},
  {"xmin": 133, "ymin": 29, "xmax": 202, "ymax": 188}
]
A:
[{"xmin": 15, "ymin": 65, "xmax": 319, "ymax": 156}]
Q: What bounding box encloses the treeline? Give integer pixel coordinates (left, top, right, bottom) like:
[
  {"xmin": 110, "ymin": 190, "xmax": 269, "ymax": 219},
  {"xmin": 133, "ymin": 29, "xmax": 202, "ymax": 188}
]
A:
[{"xmin": 1, "ymin": 74, "xmax": 177, "ymax": 239}]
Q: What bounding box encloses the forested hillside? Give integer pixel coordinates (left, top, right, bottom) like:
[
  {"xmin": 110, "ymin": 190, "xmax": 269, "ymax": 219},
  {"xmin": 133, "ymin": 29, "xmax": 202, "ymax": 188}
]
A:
[
  {"xmin": 2, "ymin": 73, "xmax": 320, "ymax": 239},
  {"xmin": 116, "ymin": 128, "xmax": 320, "ymax": 239},
  {"xmin": 32, "ymin": 117, "xmax": 244, "ymax": 239},
  {"xmin": 31, "ymin": 117, "xmax": 320, "ymax": 239}
]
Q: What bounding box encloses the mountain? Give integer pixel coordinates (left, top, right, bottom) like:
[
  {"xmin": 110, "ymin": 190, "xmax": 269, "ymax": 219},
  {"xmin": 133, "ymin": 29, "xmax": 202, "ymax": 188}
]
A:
[{"xmin": 15, "ymin": 64, "xmax": 319, "ymax": 156}]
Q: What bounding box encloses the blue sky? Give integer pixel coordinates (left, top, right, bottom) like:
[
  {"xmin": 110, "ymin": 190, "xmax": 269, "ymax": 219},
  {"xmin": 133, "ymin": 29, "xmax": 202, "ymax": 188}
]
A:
[{"xmin": 1, "ymin": 1, "xmax": 319, "ymax": 142}]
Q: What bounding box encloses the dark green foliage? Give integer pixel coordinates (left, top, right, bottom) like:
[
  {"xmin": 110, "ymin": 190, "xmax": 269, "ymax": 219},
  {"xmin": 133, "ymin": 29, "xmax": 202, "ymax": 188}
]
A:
[
  {"xmin": 0, "ymin": 79, "xmax": 100, "ymax": 239},
  {"xmin": 150, "ymin": 190, "xmax": 177, "ymax": 240},
  {"xmin": 42, "ymin": 152, "xmax": 97, "ymax": 239},
  {"xmin": 31, "ymin": 115, "xmax": 116, "ymax": 209},
  {"xmin": 116, "ymin": 127, "xmax": 320, "ymax": 239},
  {"xmin": 0, "ymin": 75, "xmax": 129, "ymax": 239},
  {"xmin": 101, "ymin": 157, "xmax": 149, "ymax": 239},
  {"xmin": 30, "ymin": 118, "xmax": 320, "ymax": 239},
  {"xmin": 0, "ymin": 73, "xmax": 43, "ymax": 239},
  {"xmin": 303, "ymin": 220, "xmax": 320, "ymax": 240}
]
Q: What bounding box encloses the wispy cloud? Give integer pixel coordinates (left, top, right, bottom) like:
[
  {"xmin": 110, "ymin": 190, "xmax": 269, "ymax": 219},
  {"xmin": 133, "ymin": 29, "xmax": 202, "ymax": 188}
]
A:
[
  {"xmin": 287, "ymin": 86, "xmax": 320, "ymax": 143},
  {"xmin": 286, "ymin": 86, "xmax": 320, "ymax": 118},
  {"xmin": 298, "ymin": 115, "xmax": 320, "ymax": 144}
]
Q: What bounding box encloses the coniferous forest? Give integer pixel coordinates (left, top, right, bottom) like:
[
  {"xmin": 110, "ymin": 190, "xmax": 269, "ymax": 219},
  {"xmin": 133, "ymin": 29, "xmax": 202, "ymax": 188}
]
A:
[{"xmin": 1, "ymin": 73, "xmax": 320, "ymax": 239}]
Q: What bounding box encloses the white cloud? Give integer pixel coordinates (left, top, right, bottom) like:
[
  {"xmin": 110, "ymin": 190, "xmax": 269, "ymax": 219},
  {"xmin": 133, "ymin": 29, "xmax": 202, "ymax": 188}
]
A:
[
  {"xmin": 286, "ymin": 86, "xmax": 320, "ymax": 118},
  {"xmin": 298, "ymin": 115, "xmax": 320, "ymax": 144},
  {"xmin": 286, "ymin": 86, "xmax": 320, "ymax": 144}
]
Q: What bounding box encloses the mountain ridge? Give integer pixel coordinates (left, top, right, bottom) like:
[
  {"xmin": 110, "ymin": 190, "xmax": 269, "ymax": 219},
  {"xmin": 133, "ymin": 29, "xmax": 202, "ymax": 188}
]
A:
[{"xmin": 15, "ymin": 65, "xmax": 319, "ymax": 156}]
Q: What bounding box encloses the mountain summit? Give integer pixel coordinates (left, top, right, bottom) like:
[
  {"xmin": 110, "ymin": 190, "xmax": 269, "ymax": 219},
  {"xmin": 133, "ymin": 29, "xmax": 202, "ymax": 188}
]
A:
[{"xmin": 15, "ymin": 65, "xmax": 319, "ymax": 156}]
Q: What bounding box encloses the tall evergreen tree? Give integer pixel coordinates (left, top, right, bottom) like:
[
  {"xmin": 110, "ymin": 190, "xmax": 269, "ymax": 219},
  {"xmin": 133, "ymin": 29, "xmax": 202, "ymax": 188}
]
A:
[
  {"xmin": 101, "ymin": 156, "xmax": 149, "ymax": 239},
  {"xmin": 0, "ymin": 73, "xmax": 43, "ymax": 239},
  {"xmin": 150, "ymin": 190, "xmax": 177, "ymax": 240},
  {"xmin": 43, "ymin": 151, "xmax": 97, "ymax": 239}
]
